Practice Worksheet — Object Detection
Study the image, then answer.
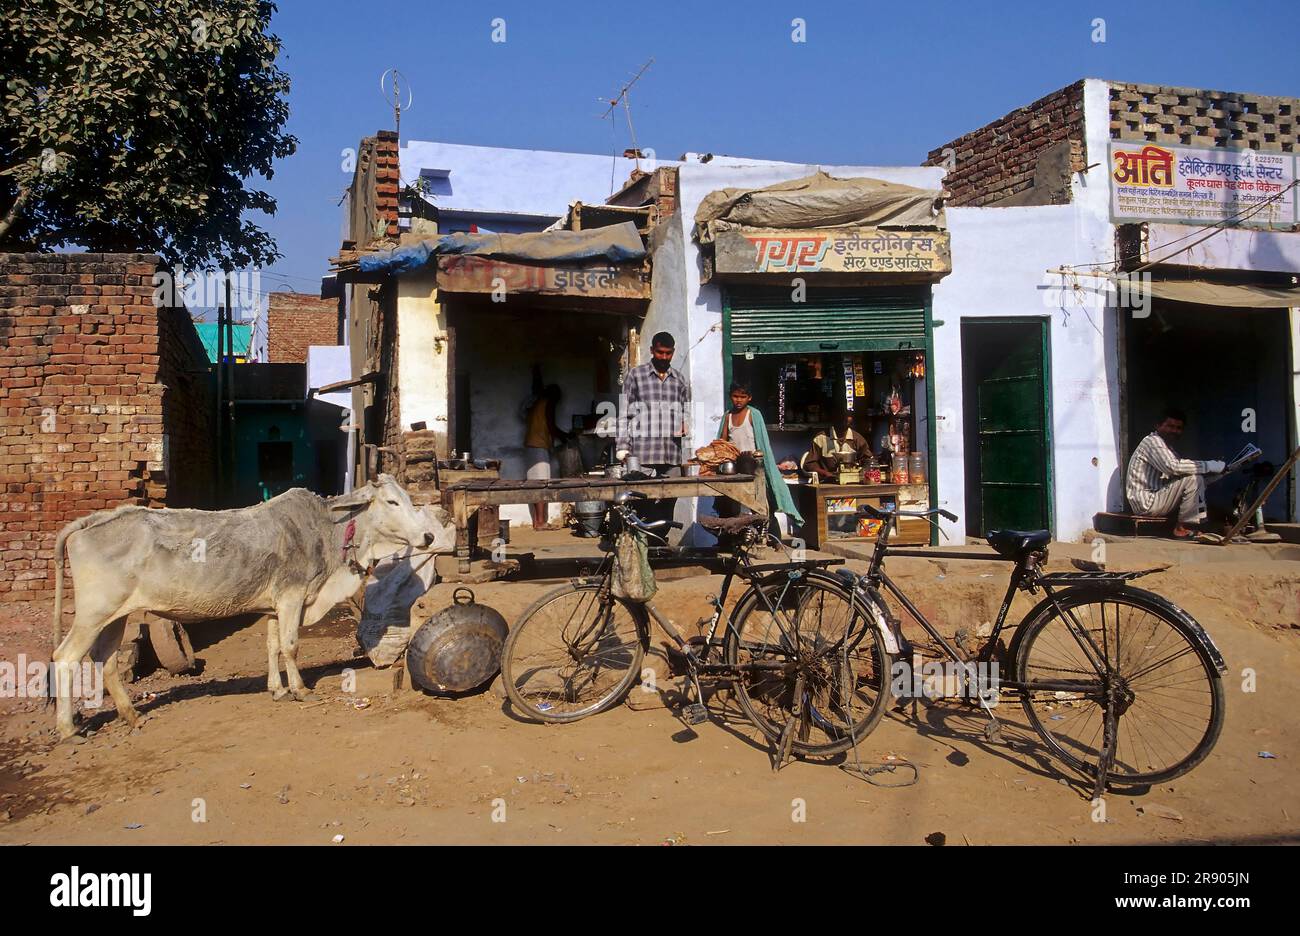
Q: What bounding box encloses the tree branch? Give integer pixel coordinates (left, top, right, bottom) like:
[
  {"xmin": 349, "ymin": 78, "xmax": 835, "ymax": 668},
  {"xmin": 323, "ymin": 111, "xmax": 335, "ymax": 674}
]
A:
[{"xmin": 0, "ymin": 186, "xmax": 33, "ymax": 240}]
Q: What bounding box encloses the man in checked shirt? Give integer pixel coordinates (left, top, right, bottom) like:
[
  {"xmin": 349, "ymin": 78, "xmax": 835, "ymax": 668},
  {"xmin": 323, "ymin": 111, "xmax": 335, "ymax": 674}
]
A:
[
  {"xmin": 616, "ymin": 331, "xmax": 691, "ymax": 524},
  {"xmin": 1125, "ymin": 407, "xmax": 1225, "ymax": 539}
]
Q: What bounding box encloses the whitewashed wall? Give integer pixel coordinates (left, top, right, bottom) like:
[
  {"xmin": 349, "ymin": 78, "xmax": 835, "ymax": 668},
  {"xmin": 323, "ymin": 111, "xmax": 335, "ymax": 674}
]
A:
[{"xmin": 644, "ymin": 159, "xmax": 946, "ymax": 533}]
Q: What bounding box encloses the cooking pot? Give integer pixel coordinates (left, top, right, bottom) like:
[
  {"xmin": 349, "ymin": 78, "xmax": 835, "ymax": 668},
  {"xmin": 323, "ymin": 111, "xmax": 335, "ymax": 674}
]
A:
[{"xmin": 406, "ymin": 588, "xmax": 509, "ymax": 694}]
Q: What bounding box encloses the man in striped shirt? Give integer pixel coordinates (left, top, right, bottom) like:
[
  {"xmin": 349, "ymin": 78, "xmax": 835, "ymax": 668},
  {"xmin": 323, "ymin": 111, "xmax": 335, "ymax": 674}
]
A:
[{"xmin": 1125, "ymin": 408, "xmax": 1224, "ymax": 538}]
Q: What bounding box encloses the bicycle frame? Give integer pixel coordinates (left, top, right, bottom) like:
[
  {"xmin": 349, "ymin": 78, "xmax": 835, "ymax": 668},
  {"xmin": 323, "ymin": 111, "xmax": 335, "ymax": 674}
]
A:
[
  {"xmin": 578, "ymin": 503, "xmax": 849, "ymax": 679},
  {"xmin": 642, "ymin": 550, "xmax": 846, "ymax": 677},
  {"xmin": 858, "ymin": 527, "xmax": 1115, "ymax": 696}
]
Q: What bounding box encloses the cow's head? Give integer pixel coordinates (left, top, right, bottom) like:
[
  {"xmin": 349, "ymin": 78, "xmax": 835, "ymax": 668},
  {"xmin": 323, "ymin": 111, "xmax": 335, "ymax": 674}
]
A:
[{"xmin": 330, "ymin": 475, "xmax": 434, "ymax": 561}]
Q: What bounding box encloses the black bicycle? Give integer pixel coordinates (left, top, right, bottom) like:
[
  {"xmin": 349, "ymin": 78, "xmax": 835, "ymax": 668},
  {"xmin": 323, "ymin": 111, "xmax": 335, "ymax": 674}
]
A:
[
  {"xmin": 500, "ymin": 492, "xmax": 894, "ymax": 760},
  {"xmin": 837, "ymin": 504, "xmax": 1227, "ymax": 796}
]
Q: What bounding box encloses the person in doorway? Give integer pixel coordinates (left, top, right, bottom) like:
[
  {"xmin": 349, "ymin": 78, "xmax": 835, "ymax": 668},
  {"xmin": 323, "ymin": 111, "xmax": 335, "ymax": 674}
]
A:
[
  {"xmin": 803, "ymin": 400, "xmax": 873, "ymax": 482},
  {"xmin": 524, "ymin": 384, "xmax": 572, "ymax": 530},
  {"xmin": 1125, "ymin": 407, "xmax": 1224, "ymax": 539},
  {"xmin": 715, "ymin": 381, "xmax": 804, "ymax": 526}
]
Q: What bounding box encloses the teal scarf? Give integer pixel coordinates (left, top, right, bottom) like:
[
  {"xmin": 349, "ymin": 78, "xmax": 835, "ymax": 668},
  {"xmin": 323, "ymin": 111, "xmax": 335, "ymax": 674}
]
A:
[{"xmin": 715, "ymin": 405, "xmax": 804, "ymax": 525}]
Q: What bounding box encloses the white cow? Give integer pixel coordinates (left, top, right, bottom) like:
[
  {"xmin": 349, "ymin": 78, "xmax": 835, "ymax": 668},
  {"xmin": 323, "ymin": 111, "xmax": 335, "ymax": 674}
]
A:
[{"xmin": 51, "ymin": 476, "xmax": 438, "ymax": 740}]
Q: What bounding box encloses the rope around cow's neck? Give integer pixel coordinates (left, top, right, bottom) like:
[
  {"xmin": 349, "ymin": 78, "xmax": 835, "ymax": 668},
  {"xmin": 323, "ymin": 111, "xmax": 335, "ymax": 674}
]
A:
[{"xmin": 335, "ymin": 511, "xmax": 440, "ymax": 580}]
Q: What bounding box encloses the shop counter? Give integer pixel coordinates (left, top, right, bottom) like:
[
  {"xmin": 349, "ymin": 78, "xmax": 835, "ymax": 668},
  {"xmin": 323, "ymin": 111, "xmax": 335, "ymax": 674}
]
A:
[{"xmin": 793, "ymin": 481, "xmax": 931, "ymax": 549}]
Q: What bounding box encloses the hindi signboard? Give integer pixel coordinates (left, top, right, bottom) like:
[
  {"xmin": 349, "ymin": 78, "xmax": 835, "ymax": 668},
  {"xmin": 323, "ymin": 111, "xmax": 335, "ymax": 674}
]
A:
[
  {"xmin": 713, "ymin": 227, "xmax": 951, "ymax": 276},
  {"xmin": 1109, "ymin": 142, "xmax": 1297, "ymax": 229},
  {"xmin": 435, "ymin": 254, "xmax": 649, "ymax": 299}
]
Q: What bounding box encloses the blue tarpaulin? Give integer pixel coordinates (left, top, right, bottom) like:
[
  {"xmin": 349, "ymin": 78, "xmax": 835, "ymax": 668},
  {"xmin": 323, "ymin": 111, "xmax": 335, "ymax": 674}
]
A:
[{"xmin": 356, "ymin": 221, "xmax": 646, "ymax": 275}]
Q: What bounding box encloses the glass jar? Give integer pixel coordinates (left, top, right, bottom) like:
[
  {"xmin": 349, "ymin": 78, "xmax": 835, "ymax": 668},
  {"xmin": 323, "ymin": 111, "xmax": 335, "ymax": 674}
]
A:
[
  {"xmin": 908, "ymin": 452, "xmax": 926, "ymax": 485},
  {"xmin": 890, "ymin": 454, "xmax": 909, "ymax": 485}
]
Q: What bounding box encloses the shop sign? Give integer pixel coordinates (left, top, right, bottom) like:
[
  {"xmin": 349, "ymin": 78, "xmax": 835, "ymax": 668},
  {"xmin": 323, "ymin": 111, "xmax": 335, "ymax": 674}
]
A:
[
  {"xmin": 436, "ymin": 254, "xmax": 649, "ymax": 298},
  {"xmin": 714, "ymin": 227, "xmax": 951, "ymax": 275},
  {"xmin": 1108, "ymin": 142, "xmax": 1297, "ymax": 228}
]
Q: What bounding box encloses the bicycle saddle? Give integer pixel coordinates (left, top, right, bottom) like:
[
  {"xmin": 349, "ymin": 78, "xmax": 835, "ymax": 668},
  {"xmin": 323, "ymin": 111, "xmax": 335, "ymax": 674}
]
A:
[
  {"xmin": 699, "ymin": 514, "xmax": 768, "ymax": 534},
  {"xmin": 985, "ymin": 529, "xmax": 1050, "ymax": 558}
]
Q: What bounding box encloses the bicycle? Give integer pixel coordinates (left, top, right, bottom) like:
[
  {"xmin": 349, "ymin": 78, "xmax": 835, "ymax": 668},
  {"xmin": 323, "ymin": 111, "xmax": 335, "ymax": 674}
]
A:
[
  {"xmin": 836, "ymin": 504, "xmax": 1227, "ymax": 798},
  {"xmin": 500, "ymin": 492, "xmax": 895, "ymax": 762}
]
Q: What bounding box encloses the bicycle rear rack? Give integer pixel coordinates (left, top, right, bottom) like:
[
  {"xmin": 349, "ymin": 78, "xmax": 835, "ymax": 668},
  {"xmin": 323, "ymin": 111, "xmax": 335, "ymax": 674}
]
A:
[{"xmin": 1037, "ymin": 567, "xmax": 1168, "ymax": 585}]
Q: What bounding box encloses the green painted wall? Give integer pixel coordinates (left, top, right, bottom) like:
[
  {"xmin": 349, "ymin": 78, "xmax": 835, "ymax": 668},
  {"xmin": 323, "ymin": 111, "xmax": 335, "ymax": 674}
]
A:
[{"xmin": 231, "ymin": 402, "xmax": 313, "ymax": 505}]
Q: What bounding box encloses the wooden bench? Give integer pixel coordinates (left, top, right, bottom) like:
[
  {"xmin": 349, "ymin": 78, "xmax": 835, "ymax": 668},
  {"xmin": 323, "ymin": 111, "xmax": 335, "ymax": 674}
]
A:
[{"xmin": 1093, "ymin": 512, "xmax": 1175, "ymax": 537}]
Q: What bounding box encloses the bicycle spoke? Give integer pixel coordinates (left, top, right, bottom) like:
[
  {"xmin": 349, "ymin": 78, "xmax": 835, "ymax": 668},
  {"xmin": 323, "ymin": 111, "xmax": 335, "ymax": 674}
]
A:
[
  {"xmin": 1019, "ymin": 593, "xmax": 1220, "ymax": 783},
  {"xmin": 505, "ymin": 586, "xmax": 643, "ymax": 720}
]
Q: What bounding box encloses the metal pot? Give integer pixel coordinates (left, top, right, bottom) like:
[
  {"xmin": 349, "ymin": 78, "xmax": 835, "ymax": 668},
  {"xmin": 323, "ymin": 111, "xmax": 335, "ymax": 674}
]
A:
[
  {"xmin": 406, "ymin": 588, "xmax": 509, "ymax": 694},
  {"xmin": 574, "ymin": 501, "xmax": 605, "ymax": 537},
  {"xmin": 718, "ymin": 460, "xmax": 736, "ymax": 475}
]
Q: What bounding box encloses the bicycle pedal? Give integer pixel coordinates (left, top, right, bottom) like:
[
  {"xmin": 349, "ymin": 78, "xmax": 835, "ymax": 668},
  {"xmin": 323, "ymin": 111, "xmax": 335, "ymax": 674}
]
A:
[
  {"xmin": 681, "ymin": 703, "xmax": 708, "ymax": 725},
  {"xmin": 774, "ymin": 717, "xmax": 797, "ymax": 770}
]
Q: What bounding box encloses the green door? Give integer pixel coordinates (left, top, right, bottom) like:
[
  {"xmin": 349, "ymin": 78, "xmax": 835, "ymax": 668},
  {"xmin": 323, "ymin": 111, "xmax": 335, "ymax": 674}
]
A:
[{"xmin": 961, "ymin": 320, "xmax": 1051, "ymax": 534}]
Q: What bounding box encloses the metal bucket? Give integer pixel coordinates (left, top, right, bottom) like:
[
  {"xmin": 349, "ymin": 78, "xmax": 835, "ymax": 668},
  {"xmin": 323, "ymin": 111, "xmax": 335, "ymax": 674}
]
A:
[
  {"xmin": 406, "ymin": 588, "xmax": 509, "ymax": 694},
  {"xmin": 574, "ymin": 501, "xmax": 605, "ymax": 537}
]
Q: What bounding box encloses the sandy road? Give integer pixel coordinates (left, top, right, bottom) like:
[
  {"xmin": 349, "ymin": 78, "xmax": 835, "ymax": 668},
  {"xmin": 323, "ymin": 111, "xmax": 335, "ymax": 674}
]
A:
[{"xmin": 2, "ymin": 554, "xmax": 1297, "ymax": 845}]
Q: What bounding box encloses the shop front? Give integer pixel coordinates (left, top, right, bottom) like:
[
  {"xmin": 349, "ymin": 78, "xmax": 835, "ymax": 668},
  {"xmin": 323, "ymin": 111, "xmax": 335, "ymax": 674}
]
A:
[
  {"xmin": 1114, "ymin": 264, "xmax": 1299, "ymax": 527},
  {"xmin": 722, "ymin": 284, "xmax": 937, "ymax": 546},
  {"xmin": 695, "ymin": 173, "xmax": 951, "ymax": 546}
]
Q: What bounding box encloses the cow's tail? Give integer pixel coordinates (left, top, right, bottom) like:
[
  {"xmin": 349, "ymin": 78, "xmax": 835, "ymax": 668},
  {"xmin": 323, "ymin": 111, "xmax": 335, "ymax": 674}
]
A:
[
  {"xmin": 52, "ymin": 522, "xmax": 74, "ymax": 652},
  {"xmin": 51, "ymin": 506, "xmax": 136, "ymax": 653}
]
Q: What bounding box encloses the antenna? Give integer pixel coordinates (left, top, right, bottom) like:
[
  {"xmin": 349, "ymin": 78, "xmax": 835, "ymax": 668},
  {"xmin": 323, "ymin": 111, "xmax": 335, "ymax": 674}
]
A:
[
  {"xmin": 599, "ymin": 58, "xmax": 653, "ymax": 171},
  {"xmin": 379, "ymin": 68, "xmax": 413, "ymax": 138}
]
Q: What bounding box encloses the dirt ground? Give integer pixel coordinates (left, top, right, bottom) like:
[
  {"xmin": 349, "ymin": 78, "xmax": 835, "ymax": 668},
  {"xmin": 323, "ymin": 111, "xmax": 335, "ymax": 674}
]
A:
[{"xmin": 2, "ymin": 546, "xmax": 1298, "ymax": 846}]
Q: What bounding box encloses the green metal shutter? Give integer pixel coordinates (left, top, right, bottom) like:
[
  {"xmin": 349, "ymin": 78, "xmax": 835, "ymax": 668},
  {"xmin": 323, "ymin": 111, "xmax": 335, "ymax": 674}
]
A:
[{"xmin": 726, "ymin": 286, "xmax": 928, "ymax": 355}]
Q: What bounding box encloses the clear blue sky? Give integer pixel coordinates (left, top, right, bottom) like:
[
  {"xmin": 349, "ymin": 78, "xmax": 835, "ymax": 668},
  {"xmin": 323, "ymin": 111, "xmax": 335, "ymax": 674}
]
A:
[{"xmin": 253, "ymin": 0, "xmax": 1299, "ymax": 293}]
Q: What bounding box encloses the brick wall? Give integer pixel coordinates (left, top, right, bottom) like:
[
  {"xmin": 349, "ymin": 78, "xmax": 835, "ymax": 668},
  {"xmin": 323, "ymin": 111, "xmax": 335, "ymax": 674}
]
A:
[
  {"xmin": 374, "ymin": 129, "xmax": 400, "ymax": 238},
  {"xmin": 0, "ymin": 252, "xmax": 214, "ymax": 601},
  {"xmin": 608, "ymin": 165, "xmax": 679, "ymax": 221},
  {"xmin": 266, "ymin": 291, "xmax": 339, "ymax": 363},
  {"xmin": 926, "ymin": 79, "xmax": 1300, "ymax": 208},
  {"xmin": 924, "ymin": 81, "xmax": 1087, "ymax": 207},
  {"xmin": 1108, "ymin": 81, "xmax": 1298, "ymax": 152}
]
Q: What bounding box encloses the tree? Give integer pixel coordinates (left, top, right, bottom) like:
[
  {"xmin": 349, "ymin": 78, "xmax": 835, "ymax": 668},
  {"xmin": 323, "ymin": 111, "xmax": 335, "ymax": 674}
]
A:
[{"xmin": 1, "ymin": 0, "xmax": 297, "ymax": 270}]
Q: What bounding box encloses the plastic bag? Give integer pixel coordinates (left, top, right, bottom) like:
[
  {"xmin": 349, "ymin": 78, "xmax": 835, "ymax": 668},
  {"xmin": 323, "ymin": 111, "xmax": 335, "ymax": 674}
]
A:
[{"xmin": 611, "ymin": 528, "xmax": 658, "ymax": 603}]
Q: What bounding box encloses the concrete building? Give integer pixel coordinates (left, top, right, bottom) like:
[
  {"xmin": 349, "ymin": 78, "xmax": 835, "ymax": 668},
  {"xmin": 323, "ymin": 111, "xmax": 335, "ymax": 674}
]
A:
[
  {"xmin": 336, "ymin": 134, "xmax": 953, "ymax": 546},
  {"xmin": 924, "ymin": 78, "xmax": 1299, "ymax": 543},
  {"xmin": 335, "ymin": 132, "xmax": 655, "ymax": 525},
  {"xmin": 620, "ymin": 157, "xmax": 950, "ymax": 544},
  {"xmin": 332, "ymin": 79, "xmax": 1298, "ymax": 551}
]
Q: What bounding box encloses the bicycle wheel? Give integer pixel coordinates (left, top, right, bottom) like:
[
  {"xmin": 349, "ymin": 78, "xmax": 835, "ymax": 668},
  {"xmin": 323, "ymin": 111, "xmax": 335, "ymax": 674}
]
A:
[
  {"xmin": 724, "ymin": 571, "xmax": 893, "ymax": 757},
  {"xmin": 501, "ymin": 581, "xmax": 648, "ymax": 724},
  {"xmin": 1012, "ymin": 586, "xmax": 1224, "ymax": 786}
]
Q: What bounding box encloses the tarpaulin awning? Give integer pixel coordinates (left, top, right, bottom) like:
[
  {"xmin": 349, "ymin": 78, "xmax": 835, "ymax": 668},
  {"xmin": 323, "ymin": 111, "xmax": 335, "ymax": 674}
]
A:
[
  {"xmin": 354, "ymin": 221, "xmax": 646, "ymax": 275},
  {"xmin": 1101, "ymin": 273, "xmax": 1300, "ymax": 308},
  {"xmin": 695, "ymin": 171, "xmax": 945, "ymax": 244}
]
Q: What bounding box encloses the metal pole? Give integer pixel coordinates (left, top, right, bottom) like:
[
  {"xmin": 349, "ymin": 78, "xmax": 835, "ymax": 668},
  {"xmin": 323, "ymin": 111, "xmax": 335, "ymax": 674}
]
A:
[
  {"xmin": 215, "ymin": 282, "xmax": 224, "ymax": 504},
  {"xmin": 224, "ymin": 273, "xmax": 235, "ymax": 502}
]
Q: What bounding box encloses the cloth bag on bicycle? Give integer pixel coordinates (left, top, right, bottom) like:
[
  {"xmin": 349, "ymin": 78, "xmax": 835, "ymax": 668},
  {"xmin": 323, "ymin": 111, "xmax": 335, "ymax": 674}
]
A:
[{"xmin": 611, "ymin": 528, "xmax": 658, "ymax": 603}]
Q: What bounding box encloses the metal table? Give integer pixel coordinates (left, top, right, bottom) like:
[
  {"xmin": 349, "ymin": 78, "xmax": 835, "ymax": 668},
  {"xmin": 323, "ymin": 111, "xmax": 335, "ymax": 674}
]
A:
[{"xmin": 441, "ymin": 473, "xmax": 768, "ymax": 573}]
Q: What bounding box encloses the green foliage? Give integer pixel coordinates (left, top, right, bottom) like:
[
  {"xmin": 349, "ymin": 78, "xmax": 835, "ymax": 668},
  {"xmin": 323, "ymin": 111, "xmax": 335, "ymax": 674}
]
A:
[{"xmin": 1, "ymin": 0, "xmax": 298, "ymax": 269}]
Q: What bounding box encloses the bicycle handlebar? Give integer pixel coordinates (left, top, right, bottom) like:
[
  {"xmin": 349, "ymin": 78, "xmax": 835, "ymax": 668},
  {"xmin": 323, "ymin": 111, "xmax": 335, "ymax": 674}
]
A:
[{"xmin": 858, "ymin": 503, "xmax": 958, "ymax": 524}]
